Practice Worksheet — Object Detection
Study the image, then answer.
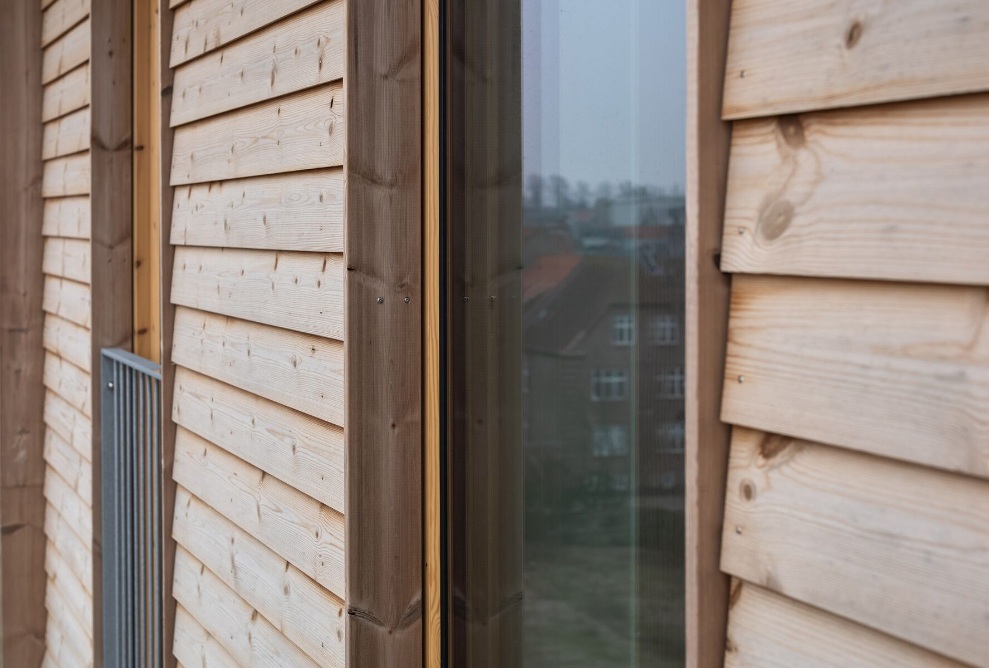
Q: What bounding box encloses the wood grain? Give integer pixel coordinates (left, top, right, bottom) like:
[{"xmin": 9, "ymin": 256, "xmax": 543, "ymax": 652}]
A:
[
  {"xmin": 44, "ymin": 504, "xmax": 92, "ymax": 595},
  {"xmin": 722, "ymin": 274, "xmax": 989, "ymax": 479},
  {"xmin": 173, "ymin": 486, "xmax": 345, "ymax": 666},
  {"xmin": 172, "ymin": 428, "xmax": 345, "ymax": 598},
  {"xmin": 41, "ymin": 0, "xmax": 89, "ymax": 47},
  {"xmin": 722, "ymin": 427, "xmax": 989, "ymax": 666},
  {"xmin": 172, "ymin": 547, "xmax": 319, "ymax": 668},
  {"xmin": 44, "ymin": 315, "xmax": 91, "ymax": 373},
  {"xmin": 43, "ymin": 276, "xmax": 91, "ymax": 328},
  {"xmin": 43, "ymin": 196, "xmax": 91, "ymax": 239},
  {"xmin": 43, "ymin": 237, "xmax": 91, "ymax": 284},
  {"xmin": 41, "ymin": 18, "xmax": 90, "ymax": 84},
  {"xmin": 171, "ymin": 307, "xmax": 344, "ymax": 426},
  {"xmin": 170, "ymin": 84, "xmax": 344, "ymax": 185},
  {"xmin": 45, "ymin": 465, "xmax": 92, "ymax": 544},
  {"xmin": 43, "ymin": 354, "xmax": 91, "ymax": 418},
  {"xmin": 43, "ymin": 567, "xmax": 91, "ymax": 662},
  {"xmin": 169, "ymin": 0, "xmax": 322, "ymax": 68},
  {"xmin": 172, "ymin": 605, "xmax": 240, "ymax": 668},
  {"xmin": 170, "ymin": 0, "xmax": 344, "ymax": 126},
  {"xmin": 42, "ymin": 106, "xmax": 90, "ymax": 159},
  {"xmin": 171, "ymin": 246, "xmax": 344, "ymax": 340},
  {"xmin": 42, "ymin": 64, "xmax": 90, "ymax": 122},
  {"xmin": 172, "ymin": 367, "xmax": 344, "ymax": 512},
  {"xmin": 43, "ymin": 390, "xmax": 92, "ymax": 462},
  {"xmin": 722, "ymin": 95, "xmax": 989, "ymax": 285},
  {"xmin": 44, "ymin": 542, "xmax": 92, "ymax": 639},
  {"xmin": 44, "ymin": 429, "xmax": 91, "ymax": 507},
  {"xmin": 42, "ymin": 152, "xmax": 91, "ymax": 197},
  {"xmin": 725, "ymin": 581, "xmax": 965, "ymax": 667},
  {"xmin": 169, "ymin": 169, "xmax": 344, "ymax": 252},
  {"xmin": 723, "ymin": 0, "xmax": 989, "ymax": 119}
]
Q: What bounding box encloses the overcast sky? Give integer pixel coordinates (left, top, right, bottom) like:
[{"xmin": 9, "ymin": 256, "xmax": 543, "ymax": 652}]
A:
[{"xmin": 522, "ymin": 0, "xmax": 686, "ymax": 192}]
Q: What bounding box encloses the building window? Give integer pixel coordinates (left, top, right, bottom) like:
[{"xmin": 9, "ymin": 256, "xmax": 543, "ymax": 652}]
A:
[
  {"xmin": 592, "ymin": 425, "xmax": 629, "ymax": 457},
  {"xmin": 591, "ymin": 369, "xmax": 628, "ymax": 401},
  {"xmin": 656, "ymin": 367, "xmax": 685, "ymax": 399},
  {"xmin": 612, "ymin": 314, "xmax": 636, "ymax": 346},
  {"xmin": 649, "ymin": 314, "xmax": 679, "ymax": 345}
]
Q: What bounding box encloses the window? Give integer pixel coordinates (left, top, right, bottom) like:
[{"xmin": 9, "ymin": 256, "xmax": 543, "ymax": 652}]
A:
[
  {"xmin": 612, "ymin": 314, "xmax": 636, "ymax": 346},
  {"xmin": 591, "ymin": 369, "xmax": 628, "ymax": 401},
  {"xmin": 657, "ymin": 367, "xmax": 685, "ymax": 399},
  {"xmin": 649, "ymin": 314, "xmax": 679, "ymax": 345},
  {"xmin": 592, "ymin": 425, "xmax": 630, "ymax": 457}
]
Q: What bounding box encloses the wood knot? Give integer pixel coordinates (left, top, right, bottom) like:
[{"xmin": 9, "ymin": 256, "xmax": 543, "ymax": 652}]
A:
[
  {"xmin": 740, "ymin": 479, "xmax": 756, "ymax": 502},
  {"xmin": 759, "ymin": 432, "xmax": 791, "ymax": 460},
  {"xmin": 777, "ymin": 114, "xmax": 806, "ymax": 149},
  {"xmin": 757, "ymin": 200, "xmax": 794, "ymax": 241},
  {"xmin": 845, "ymin": 20, "xmax": 864, "ymax": 49}
]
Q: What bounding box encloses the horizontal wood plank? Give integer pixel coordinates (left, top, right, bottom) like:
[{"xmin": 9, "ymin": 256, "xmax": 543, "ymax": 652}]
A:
[
  {"xmin": 43, "ymin": 314, "xmax": 91, "ymax": 372},
  {"xmin": 41, "ymin": 0, "xmax": 90, "ymax": 47},
  {"xmin": 172, "ymin": 428, "xmax": 345, "ymax": 598},
  {"xmin": 169, "ymin": 0, "xmax": 322, "ymax": 68},
  {"xmin": 43, "ymin": 572, "xmax": 91, "ymax": 665},
  {"xmin": 722, "ymin": 427, "xmax": 989, "ymax": 666},
  {"xmin": 174, "ymin": 486, "xmax": 345, "ymax": 666},
  {"xmin": 725, "ymin": 581, "xmax": 965, "ymax": 667},
  {"xmin": 172, "ymin": 605, "xmax": 239, "ymax": 668},
  {"xmin": 43, "ymin": 237, "xmax": 91, "ymax": 284},
  {"xmin": 43, "ymin": 276, "xmax": 91, "ymax": 327},
  {"xmin": 723, "ymin": 0, "xmax": 989, "ymax": 119},
  {"xmin": 172, "ymin": 367, "xmax": 344, "ymax": 512},
  {"xmin": 43, "ymin": 196, "xmax": 91, "ymax": 239},
  {"xmin": 42, "ymin": 18, "xmax": 90, "ymax": 84},
  {"xmin": 42, "ymin": 107, "xmax": 90, "ymax": 159},
  {"xmin": 722, "ymin": 95, "xmax": 989, "ymax": 285},
  {"xmin": 43, "ymin": 390, "xmax": 92, "ymax": 461},
  {"xmin": 170, "ymin": 169, "xmax": 343, "ymax": 252},
  {"xmin": 171, "ymin": 307, "xmax": 343, "ymax": 425},
  {"xmin": 44, "ymin": 504, "xmax": 92, "ymax": 595},
  {"xmin": 43, "ymin": 152, "xmax": 91, "ymax": 197},
  {"xmin": 42, "ymin": 64, "xmax": 90, "ymax": 122},
  {"xmin": 170, "ymin": 0, "xmax": 344, "ymax": 126},
  {"xmin": 45, "ymin": 465, "xmax": 92, "ymax": 544},
  {"xmin": 44, "ymin": 543, "xmax": 92, "ymax": 640},
  {"xmin": 43, "ymin": 354, "xmax": 91, "ymax": 418},
  {"xmin": 44, "ymin": 429, "xmax": 92, "ymax": 507},
  {"xmin": 722, "ymin": 274, "xmax": 989, "ymax": 478},
  {"xmin": 170, "ymin": 84, "xmax": 344, "ymax": 186},
  {"xmin": 172, "ymin": 547, "xmax": 320, "ymax": 668},
  {"xmin": 171, "ymin": 246, "xmax": 344, "ymax": 339}
]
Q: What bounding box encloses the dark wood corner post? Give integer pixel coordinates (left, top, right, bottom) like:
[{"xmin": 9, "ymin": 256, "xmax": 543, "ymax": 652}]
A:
[
  {"xmin": 0, "ymin": 1, "xmax": 47, "ymax": 664},
  {"xmin": 346, "ymin": 1, "xmax": 425, "ymax": 666},
  {"xmin": 90, "ymin": 0, "xmax": 133, "ymax": 664}
]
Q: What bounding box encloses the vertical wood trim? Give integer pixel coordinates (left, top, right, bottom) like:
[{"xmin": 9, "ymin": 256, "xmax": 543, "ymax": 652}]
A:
[
  {"xmin": 157, "ymin": 0, "xmax": 177, "ymax": 664},
  {"xmin": 0, "ymin": 4, "xmax": 47, "ymax": 662},
  {"xmin": 423, "ymin": 0, "xmax": 441, "ymax": 665},
  {"xmin": 90, "ymin": 0, "xmax": 133, "ymax": 663},
  {"xmin": 346, "ymin": 0, "xmax": 424, "ymax": 665},
  {"xmin": 685, "ymin": 1, "xmax": 733, "ymax": 666}
]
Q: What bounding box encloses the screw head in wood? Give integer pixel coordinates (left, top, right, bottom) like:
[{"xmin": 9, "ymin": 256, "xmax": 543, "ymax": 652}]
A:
[
  {"xmin": 737, "ymin": 375, "xmax": 745, "ymax": 384},
  {"xmin": 376, "ymin": 297, "xmax": 384, "ymax": 304},
  {"xmin": 404, "ymin": 297, "xmax": 410, "ymax": 304}
]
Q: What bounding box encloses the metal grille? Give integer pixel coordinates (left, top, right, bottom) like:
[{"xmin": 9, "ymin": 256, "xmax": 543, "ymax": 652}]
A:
[{"xmin": 101, "ymin": 348, "xmax": 164, "ymax": 668}]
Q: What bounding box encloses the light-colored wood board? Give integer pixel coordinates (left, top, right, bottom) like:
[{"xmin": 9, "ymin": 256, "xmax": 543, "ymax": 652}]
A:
[
  {"xmin": 171, "ymin": 307, "xmax": 344, "ymax": 426},
  {"xmin": 171, "ymin": 246, "xmax": 344, "ymax": 340},
  {"xmin": 725, "ymin": 581, "xmax": 966, "ymax": 667},
  {"xmin": 42, "ymin": 0, "xmax": 90, "ymax": 47},
  {"xmin": 168, "ymin": 0, "xmax": 188, "ymax": 8},
  {"xmin": 43, "ymin": 389, "xmax": 92, "ymax": 462},
  {"xmin": 169, "ymin": 0, "xmax": 322, "ymax": 68},
  {"xmin": 43, "ymin": 577, "xmax": 91, "ymax": 667},
  {"xmin": 42, "ymin": 618, "xmax": 85, "ymax": 668},
  {"xmin": 172, "ymin": 428, "xmax": 345, "ymax": 598},
  {"xmin": 42, "ymin": 106, "xmax": 90, "ymax": 160},
  {"xmin": 43, "ymin": 196, "xmax": 91, "ymax": 239},
  {"xmin": 43, "ymin": 354, "xmax": 91, "ymax": 418},
  {"xmin": 722, "ymin": 275, "xmax": 989, "ymax": 479},
  {"xmin": 42, "ymin": 64, "xmax": 90, "ymax": 122},
  {"xmin": 174, "ymin": 486, "xmax": 345, "ymax": 666},
  {"xmin": 172, "ymin": 547, "xmax": 320, "ymax": 668},
  {"xmin": 43, "ymin": 315, "xmax": 91, "ymax": 374},
  {"xmin": 43, "ymin": 276, "xmax": 91, "ymax": 328},
  {"xmin": 172, "ymin": 605, "xmax": 240, "ymax": 668},
  {"xmin": 42, "ymin": 0, "xmax": 58, "ymax": 9},
  {"xmin": 170, "ymin": 0, "xmax": 344, "ymax": 126},
  {"xmin": 169, "ymin": 169, "xmax": 344, "ymax": 252},
  {"xmin": 723, "ymin": 0, "xmax": 989, "ymax": 119},
  {"xmin": 172, "ymin": 367, "xmax": 344, "ymax": 512},
  {"xmin": 44, "ymin": 465, "xmax": 92, "ymax": 547},
  {"xmin": 43, "ymin": 237, "xmax": 91, "ymax": 284},
  {"xmin": 44, "ymin": 543, "xmax": 92, "ymax": 640},
  {"xmin": 170, "ymin": 84, "xmax": 344, "ymax": 186},
  {"xmin": 42, "ymin": 152, "xmax": 91, "ymax": 197},
  {"xmin": 722, "ymin": 427, "xmax": 989, "ymax": 666},
  {"xmin": 42, "ymin": 18, "xmax": 90, "ymax": 84},
  {"xmin": 44, "ymin": 503, "xmax": 92, "ymax": 595},
  {"xmin": 722, "ymin": 94, "xmax": 989, "ymax": 285},
  {"xmin": 44, "ymin": 429, "xmax": 91, "ymax": 507}
]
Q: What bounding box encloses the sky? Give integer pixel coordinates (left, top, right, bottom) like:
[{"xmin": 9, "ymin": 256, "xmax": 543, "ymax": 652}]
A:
[{"xmin": 522, "ymin": 0, "xmax": 687, "ymax": 192}]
